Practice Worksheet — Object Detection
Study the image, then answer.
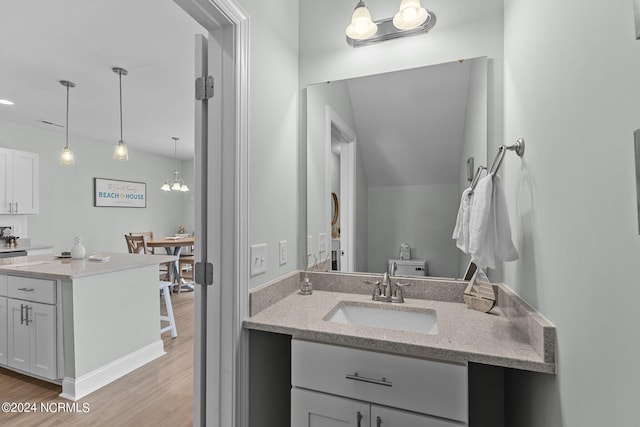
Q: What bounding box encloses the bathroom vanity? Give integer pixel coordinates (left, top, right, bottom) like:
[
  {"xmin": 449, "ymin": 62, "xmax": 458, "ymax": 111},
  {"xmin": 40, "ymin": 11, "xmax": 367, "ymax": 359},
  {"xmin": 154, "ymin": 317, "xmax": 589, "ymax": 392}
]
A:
[{"xmin": 245, "ymin": 271, "xmax": 555, "ymax": 427}]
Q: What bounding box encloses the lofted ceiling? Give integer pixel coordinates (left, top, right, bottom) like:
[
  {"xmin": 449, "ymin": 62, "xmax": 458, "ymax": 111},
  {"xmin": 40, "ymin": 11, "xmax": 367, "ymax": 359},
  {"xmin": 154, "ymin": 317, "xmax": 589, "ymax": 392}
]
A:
[
  {"xmin": 0, "ymin": 0, "xmax": 205, "ymax": 160},
  {"xmin": 345, "ymin": 60, "xmax": 472, "ymax": 187}
]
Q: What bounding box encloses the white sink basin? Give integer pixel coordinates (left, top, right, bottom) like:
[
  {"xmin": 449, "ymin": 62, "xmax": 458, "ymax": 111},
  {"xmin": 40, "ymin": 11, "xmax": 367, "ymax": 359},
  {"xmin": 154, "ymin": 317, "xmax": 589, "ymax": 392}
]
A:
[{"xmin": 325, "ymin": 302, "xmax": 438, "ymax": 335}]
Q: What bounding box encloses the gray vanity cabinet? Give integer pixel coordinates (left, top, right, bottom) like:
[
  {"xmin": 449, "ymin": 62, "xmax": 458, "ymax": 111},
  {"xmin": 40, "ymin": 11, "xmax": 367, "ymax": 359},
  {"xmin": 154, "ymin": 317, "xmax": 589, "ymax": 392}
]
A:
[{"xmin": 291, "ymin": 340, "xmax": 468, "ymax": 427}]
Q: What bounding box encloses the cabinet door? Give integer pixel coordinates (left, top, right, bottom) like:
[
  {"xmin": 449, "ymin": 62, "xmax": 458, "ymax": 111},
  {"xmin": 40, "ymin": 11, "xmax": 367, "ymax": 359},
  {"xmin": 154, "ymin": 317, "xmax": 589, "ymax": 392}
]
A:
[
  {"xmin": 28, "ymin": 301, "xmax": 56, "ymax": 379},
  {"xmin": 0, "ymin": 148, "xmax": 12, "ymax": 214},
  {"xmin": 0, "ymin": 296, "xmax": 7, "ymax": 365},
  {"xmin": 12, "ymin": 150, "xmax": 39, "ymax": 214},
  {"xmin": 7, "ymin": 298, "xmax": 29, "ymax": 372},
  {"xmin": 371, "ymin": 405, "xmax": 464, "ymax": 427},
  {"xmin": 292, "ymin": 388, "xmax": 370, "ymax": 427}
]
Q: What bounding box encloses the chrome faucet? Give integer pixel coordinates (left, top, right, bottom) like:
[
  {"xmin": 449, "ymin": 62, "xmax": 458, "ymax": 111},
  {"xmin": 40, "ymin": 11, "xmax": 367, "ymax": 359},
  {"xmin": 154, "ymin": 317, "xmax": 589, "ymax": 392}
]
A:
[{"xmin": 365, "ymin": 272, "xmax": 411, "ymax": 303}]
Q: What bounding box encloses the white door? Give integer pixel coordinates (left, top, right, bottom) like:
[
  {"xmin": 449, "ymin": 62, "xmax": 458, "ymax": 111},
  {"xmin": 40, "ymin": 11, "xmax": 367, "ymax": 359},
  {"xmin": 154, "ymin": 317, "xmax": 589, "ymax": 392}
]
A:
[
  {"xmin": 0, "ymin": 296, "xmax": 7, "ymax": 365},
  {"xmin": 371, "ymin": 405, "xmax": 463, "ymax": 427},
  {"xmin": 292, "ymin": 388, "xmax": 370, "ymax": 427},
  {"xmin": 7, "ymin": 298, "xmax": 29, "ymax": 372},
  {"xmin": 0, "ymin": 148, "xmax": 12, "ymax": 214},
  {"xmin": 28, "ymin": 301, "xmax": 56, "ymax": 380},
  {"xmin": 12, "ymin": 150, "xmax": 39, "ymax": 214}
]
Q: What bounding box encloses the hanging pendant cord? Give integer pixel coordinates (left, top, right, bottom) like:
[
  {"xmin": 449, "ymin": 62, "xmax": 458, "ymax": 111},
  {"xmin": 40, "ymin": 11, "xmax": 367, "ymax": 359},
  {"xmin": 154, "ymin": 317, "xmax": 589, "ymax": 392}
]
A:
[
  {"xmin": 65, "ymin": 84, "xmax": 70, "ymax": 149},
  {"xmin": 119, "ymin": 72, "xmax": 124, "ymax": 142}
]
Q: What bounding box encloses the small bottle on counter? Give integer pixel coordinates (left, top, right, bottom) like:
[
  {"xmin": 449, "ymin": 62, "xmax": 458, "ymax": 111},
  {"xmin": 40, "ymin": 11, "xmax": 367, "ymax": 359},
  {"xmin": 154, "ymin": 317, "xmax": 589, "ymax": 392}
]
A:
[{"xmin": 299, "ymin": 276, "xmax": 312, "ymax": 295}]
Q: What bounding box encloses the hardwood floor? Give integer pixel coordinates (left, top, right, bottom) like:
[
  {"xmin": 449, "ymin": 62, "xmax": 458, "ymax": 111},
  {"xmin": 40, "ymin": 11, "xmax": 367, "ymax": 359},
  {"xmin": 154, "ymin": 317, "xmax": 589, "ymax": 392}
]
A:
[{"xmin": 0, "ymin": 290, "xmax": 195, "ymax": 427}]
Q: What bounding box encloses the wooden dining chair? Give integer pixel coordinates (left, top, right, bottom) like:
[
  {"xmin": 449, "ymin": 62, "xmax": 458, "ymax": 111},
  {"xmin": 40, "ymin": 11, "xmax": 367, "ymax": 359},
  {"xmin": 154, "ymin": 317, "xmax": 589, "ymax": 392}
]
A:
[
  {"xmin": 124, "ymin": 234, "xmax": 173, "ymax": 283},
  {"xmin": 129, "ymin": 231, "xmax": 155, "ymax": 254}
]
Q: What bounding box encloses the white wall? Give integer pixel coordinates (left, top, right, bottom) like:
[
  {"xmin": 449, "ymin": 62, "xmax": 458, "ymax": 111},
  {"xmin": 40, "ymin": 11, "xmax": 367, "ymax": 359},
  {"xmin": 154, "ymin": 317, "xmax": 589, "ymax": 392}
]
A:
[
  {"xmin": 0, "ymin": 119, "xmax": 192, "ymax": 254},
  {"xmin": 367, "ymin": 184, "xmax": 460, "ymax": 277},
  {"xmin": 503, "ymin": 0, "xmax": 640, "ymax": 425},
  {"xmin": 237, "ymin": 0, "xmax": 300, "ymax": 288}
]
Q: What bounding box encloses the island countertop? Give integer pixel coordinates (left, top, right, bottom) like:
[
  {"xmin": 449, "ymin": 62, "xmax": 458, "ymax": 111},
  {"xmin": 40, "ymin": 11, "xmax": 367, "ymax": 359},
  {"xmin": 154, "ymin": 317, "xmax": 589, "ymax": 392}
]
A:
[{"xmin": 0, "ymin": 252, "xmax": 176, "ymax": 280}]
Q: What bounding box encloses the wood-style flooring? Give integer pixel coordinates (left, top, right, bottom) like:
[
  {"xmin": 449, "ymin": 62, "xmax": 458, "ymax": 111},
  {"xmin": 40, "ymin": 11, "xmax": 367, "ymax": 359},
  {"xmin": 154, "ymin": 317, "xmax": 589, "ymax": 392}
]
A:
[{"xmin": 0, "ymin": 290, "xmax": 195, "ymax": 427}]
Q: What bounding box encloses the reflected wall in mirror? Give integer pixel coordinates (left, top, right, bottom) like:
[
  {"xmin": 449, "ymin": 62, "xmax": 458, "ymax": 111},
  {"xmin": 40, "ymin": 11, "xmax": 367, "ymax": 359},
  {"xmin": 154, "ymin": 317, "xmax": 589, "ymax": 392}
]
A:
[{"xmin": 306, "ymin": 57, "xmax": 487, "ymax": 279}]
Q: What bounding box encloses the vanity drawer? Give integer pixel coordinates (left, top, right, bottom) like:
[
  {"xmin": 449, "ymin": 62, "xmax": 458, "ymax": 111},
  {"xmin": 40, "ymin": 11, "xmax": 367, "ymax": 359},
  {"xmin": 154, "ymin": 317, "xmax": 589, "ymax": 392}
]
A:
[
  {"xmin": 8, "ymin": 276, "xmax": 56, "ymax": 304},
  {"xmin": 292, "ymin": 340, "xmax": 468, "ymax": 423},
  {"xmin": 0, "ymin": 275, "xmax": 6, "ymax": 296}
]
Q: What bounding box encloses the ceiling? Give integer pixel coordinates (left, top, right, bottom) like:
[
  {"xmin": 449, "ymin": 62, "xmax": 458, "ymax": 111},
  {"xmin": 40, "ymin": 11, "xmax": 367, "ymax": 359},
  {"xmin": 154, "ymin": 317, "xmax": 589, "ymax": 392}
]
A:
[
  {"xmin": 345, "ymin": 60, "xmax": 472, "ymax": 187},
  {"xmin": 0, "ymin": 0, "xmax": 206, "ymax": 160}
]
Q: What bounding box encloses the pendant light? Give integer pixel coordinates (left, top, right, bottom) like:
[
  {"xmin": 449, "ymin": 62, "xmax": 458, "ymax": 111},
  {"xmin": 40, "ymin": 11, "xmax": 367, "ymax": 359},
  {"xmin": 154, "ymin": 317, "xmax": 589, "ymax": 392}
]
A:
[
  {"xmin": 112, "ymin": 67, "xmax": 129, "ymax": 160},
  {"xmin": 161, "ymin": 137, "xmax": 190, "ymax": 192},
  {"xmin": 345, "ymin": 1, "xmax": 378, "ymax": 40},
  {"xmin": 59, "ymin": 80, "xmax": 76, "ymax": 165}
]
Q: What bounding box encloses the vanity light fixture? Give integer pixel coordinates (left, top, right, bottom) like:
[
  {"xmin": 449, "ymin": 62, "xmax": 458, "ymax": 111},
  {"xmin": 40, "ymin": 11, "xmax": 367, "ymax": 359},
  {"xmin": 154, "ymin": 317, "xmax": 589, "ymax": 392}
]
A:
[
  {"xmin": 59, "ymin": 80, "xmax": 76, "ymax": 166},
  {"xmin": 112, "ymin": 67, "xmax": 129, "ymax": 160},
  {"xmin": 345, "ymin": 0, "xmax": 436, "ymax": 47},
  {"xmin": 0, "ymin": 99, "xmax": 14, "ymax": 105},
  {"xmin": 161, "ymin": 137, "xmax": 190, "ymax": 192}
]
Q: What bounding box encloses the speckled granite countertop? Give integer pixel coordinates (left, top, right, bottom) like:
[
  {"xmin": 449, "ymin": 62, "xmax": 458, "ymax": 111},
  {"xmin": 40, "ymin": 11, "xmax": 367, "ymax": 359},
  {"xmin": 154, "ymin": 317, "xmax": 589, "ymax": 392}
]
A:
[
  {"xmin": 244, "ymin": 272, "xmax": 556, "ymax": 374},
  {"xmin": 0, "ymin": 252, "xmax": 176, "ymax": 279}
]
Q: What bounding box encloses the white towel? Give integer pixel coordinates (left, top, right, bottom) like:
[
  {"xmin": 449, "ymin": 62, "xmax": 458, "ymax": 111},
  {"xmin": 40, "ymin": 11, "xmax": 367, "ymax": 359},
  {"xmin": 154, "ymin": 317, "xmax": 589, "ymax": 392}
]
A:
[
  {"xmin": 468, "ymin": 173, "xmax": 518, "ymax": 269},
  {"xmin": 452, "ymin": 188, "xmax": 472, "ymax": 253}
]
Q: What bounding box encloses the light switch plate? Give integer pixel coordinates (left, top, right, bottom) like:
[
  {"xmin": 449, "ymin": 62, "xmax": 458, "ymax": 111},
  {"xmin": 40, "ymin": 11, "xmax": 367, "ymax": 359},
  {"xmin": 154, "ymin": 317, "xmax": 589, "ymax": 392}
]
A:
[
  {"xmin": 318, "ymin": 233, "xmax": 327, "ymax": 253},
  {"xmin": 307, "ymin": 235, "xmax": 312, "ymax": 256},
  {"xmin": 250, "ymin": 243, "xmax": 267, "ymax": 276},
  {"xmin": 279, "ymin": 240, "xmax": 287, "ymax": 265}
]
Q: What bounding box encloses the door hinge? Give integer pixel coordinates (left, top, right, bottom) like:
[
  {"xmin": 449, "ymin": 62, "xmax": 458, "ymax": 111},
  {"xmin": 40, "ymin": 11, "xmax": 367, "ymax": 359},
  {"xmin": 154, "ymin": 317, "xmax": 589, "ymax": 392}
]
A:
[
  {"xmin": 195, "ymin": 262, "xmax": 214, "ymax": 286},
  {"xmin": 195, "ymin": 75, "xmax": 214, "ymax": 100}
]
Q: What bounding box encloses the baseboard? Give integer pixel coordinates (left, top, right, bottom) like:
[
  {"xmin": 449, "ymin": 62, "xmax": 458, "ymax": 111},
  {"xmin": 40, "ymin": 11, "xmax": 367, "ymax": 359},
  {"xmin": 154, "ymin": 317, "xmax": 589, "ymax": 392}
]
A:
[{"xmin": 59, "ymin": 340, "xmax": 165, "ymax": 401}]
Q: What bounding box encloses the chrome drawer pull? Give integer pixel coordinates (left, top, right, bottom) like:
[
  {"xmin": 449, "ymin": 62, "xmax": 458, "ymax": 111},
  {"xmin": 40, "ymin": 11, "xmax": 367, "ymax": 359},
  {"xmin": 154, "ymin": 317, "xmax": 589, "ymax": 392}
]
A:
[
  {"xmin": 376, "ymin": 416, "xmax": 382, "ymax": 426},
  {"xmin": 357, "ymin": 411, "xmax": 363, "ymax": 427},
  {"xmin": 345, "ymin": 372, "xmax": 392, "ymax": 387},
  {"xmin": 17, "ymin": 287, "xmax": 35, "ymax": 292},
  {"xmin": 20, "ymin": 304, "xmax": 25, "ymax": 325}
]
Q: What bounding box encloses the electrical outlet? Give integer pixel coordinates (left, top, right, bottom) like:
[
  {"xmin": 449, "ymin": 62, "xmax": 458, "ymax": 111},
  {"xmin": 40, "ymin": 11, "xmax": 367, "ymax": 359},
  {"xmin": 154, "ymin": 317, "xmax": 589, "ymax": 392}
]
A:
[
  {"xmin": 318, "ymin": 233, "xmax": 327, "ymax": 253},
  {"xmin": 250, "ymin": 243, "xmax": 267, "ymax": 276},
  {"xmin": 307, "ymin": 235, "xmax": 312, "ymax": 256},
  {"xmin": 279, "ymin": 240, "xmax": 287, "ymax": 265}
]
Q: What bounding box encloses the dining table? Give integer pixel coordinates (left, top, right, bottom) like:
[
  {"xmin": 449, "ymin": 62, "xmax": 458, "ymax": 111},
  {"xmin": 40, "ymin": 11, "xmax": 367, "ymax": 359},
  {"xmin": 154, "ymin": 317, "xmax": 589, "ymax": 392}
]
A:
[{"xmin": 146, "ymin": 236, "xmax": 195, "ymax": 291}]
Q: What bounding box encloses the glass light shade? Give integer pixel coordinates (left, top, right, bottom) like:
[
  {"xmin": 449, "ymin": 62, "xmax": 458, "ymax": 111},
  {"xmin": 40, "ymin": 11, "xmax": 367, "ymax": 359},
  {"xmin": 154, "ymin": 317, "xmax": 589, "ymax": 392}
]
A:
[
  {"xmin": 345, "ymin": 3, "xmax": 378, "ymax": 40},
  {"xmin": 180, "ymin": 183, "xmax": 189, "ymax": 192},
  {"xmin": 393, "ymin": 0, "xmax": 428, "ymax": 30},
  {"xmin": 113, "ymin": 141, "xmax": 129, "ymax": 160},
  {"xmin": 60, "ymin": 146, "xmax": 75, "ymax": 165},
  {"xmin": 171, "ymin": 181, "xmax": 181, "ymax": 191},
  {"xmin": 161, "ymin": 181, "xmax": 171, "ymax": 191}
]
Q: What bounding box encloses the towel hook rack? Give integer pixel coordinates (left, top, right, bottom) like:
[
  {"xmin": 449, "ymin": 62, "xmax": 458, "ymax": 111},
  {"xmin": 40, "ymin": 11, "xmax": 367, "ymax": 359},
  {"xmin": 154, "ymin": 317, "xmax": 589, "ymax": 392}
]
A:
[{"xmin": 470, "ymin": 138, "xmax": 525, "ymax": 193}]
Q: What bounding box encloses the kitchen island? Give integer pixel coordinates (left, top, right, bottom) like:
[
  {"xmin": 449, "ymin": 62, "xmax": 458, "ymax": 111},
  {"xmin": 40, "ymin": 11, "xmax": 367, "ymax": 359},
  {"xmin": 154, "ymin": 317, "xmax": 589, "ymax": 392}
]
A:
[{"xmin": 0, "ymin": 252, "xmax": 176, "ymax": 400}]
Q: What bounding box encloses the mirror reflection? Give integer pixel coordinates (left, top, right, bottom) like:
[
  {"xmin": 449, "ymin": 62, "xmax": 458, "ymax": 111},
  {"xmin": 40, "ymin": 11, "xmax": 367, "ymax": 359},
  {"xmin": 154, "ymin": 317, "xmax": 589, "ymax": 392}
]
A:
[{"xmin": 306, "ymin": 57, "xmax": 487, "ymax": 279}]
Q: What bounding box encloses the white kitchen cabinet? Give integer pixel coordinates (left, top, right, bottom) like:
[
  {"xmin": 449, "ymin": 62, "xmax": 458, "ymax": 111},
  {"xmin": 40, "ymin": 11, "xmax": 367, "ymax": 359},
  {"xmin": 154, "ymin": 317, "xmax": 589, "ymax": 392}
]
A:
[
  {"xmin": 0, "ymin": 296, "xmax": 7, "ymax": 365},
  {"xmin": 6, "ymin": 276, "xmax": 57, "ymax": 380},
  {"xmin": 292, "ymin": 340, "xmax": 468, "ymax": 427},
  {"xmin": 0, "ymin": 148, "xmax": 39, "ymax": 214}
]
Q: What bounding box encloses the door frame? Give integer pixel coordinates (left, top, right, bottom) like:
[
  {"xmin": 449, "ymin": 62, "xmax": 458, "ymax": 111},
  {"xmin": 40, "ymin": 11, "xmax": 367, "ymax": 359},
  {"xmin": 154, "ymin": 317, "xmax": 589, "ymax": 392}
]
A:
[
  {"xmin": 173, "ymin": 1, "xmax": 249, "ymax": 426},
  {"xmin": 325, "ymin": 106, "xmax": 356, "ymax": 272}
]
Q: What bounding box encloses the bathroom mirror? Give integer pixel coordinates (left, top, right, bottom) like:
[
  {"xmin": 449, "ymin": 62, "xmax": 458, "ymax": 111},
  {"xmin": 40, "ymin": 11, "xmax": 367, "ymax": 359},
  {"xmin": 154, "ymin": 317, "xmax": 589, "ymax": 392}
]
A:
[{"xmin": 306, "ymin": 57, "xmax": 487, "ymax": 278}]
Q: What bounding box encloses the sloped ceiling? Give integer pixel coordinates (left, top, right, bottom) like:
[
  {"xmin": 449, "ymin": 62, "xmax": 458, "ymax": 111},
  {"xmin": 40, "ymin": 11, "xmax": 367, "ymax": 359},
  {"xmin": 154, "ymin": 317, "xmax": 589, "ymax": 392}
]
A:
[
  {"xmin": 346, "ymin": 60, "xmax": 471, "ymax": 187},
  {"xmin": 0, "ymin": 0, "xmax": 205, "ymax": 159}
]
